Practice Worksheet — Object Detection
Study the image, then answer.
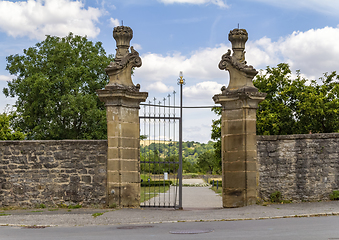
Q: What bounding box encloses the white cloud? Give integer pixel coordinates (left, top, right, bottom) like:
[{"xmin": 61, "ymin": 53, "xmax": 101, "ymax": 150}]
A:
[
  {"xmin": 184, "ymin": 81, "xmax": 223, "ymax": 99},
  {"xmin": 100, "ymin": 0, "xmax": 116, "ymax": 10},
  {"xmin": 145, "ymin": 81, "xmax": 174, "ymax": 93},
  {"xmin": 137, "ymin": 25, "xmax": 339, "ymax": 104},
  {"xmin": 246, "ymin": 0, "xmax": 339, "ymax": 16},
  {"xmin": 139, "ymin": 44, "xmax": 230, "ymax": 85},
  {"xmin": 0, "ymin": 75, "xmax": 11, "ymax": 81},
  {"xmin": 0, "ymin": 0, "xmax": 102, "ymax": 40},
  {"xmin": 109, "ymin": 17, "xmax": 120, "ymax": 27},
  {"xmin": 159, "ymin": 0, "xmax": 228, "ymax": 8},
  {"xmin": 133, "ymin": 43, "xmax": 142, "ymax": 50},
  {"xmin": 246, "ymin": 26, "xmax": 339, "ymax": 79}
]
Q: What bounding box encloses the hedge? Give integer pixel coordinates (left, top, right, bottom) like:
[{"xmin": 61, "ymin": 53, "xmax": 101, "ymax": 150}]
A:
[
  {"xmin": 141, "ymin": 180, "xmax": 173, "ymax": 187},
  {"xmin": 210, "ymin": 180, "xmax": 222, "ymax": 187}
]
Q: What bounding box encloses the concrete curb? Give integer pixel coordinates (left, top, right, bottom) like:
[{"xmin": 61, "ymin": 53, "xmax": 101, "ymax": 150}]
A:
[
  {"xmin": 1, "ymin": 212, "xmax": 338, "ymax": 228},
  {"xmin": 140, "ymin": 212, "xmax": 339, "ymax": 225}
]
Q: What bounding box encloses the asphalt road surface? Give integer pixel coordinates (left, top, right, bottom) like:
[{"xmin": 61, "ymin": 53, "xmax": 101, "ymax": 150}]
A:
[{"xmin": 1, "ymin": 216, "xmax": 339, "ymax": 240}]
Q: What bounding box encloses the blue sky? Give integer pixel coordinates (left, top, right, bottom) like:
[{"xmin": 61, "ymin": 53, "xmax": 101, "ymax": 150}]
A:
[{"xmin": 0, "ymin": 0, "xmax": 339, "ymax": 142}]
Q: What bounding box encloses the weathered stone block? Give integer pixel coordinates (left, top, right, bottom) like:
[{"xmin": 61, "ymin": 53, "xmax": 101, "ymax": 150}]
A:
[
  {"xmin": 120, "ymin": 171, "xmax": 139, "ymax": 183},
  {"xmin": 8, "ymin": 165, "xmax": 18, "ymax": 170},
  {"xmin": 121, "ymin": 160, "xmax": 138, "ymax": 172},
  {"xmin": 246, "ymin": 161, "xmax": 257, "ymax": 172},
  {"xmin": 120, "ymin": 183, "xmax": 140, "ymax": 207},
  {"xmin": 43, "ymin": 163, "xmax": 59, "ymax": 168},
  {"xmin": 223, "ymin": 189, "xmax": 245, "ymax": 208},
  {"xmin": 225, "ymin": 119, "xmax": 244, "ymax": 134},
  {"xmin": 107, "ymin": 148, "xmax": 119, "ymax": 160},
  {"xmin": 224, "ymin": 160, "xmax": 245, "ymax": 172},
  {"xmin": 11, "ymin": 155, "xmax": 28, "ymax": 164},
  {"xmin": 2, "ymin": 182, "xmax": 12, "ymax": 189},
  {"xmin": 121, "ymin": 148, "xmax": 138, "ymax": 160},
  {"xmin": 223, "ymin": 150, "xmax": 246, "ymax": 163},
  {"xmin": 81, "ymin": 175, "xmax": 92, "ymax": 183},
  {"xmin": 70, "ymin": 175, "xmax": 80, "ymax": 182},
  {"xmin": 224, "ymin": 134, "xmax": 245, "ymax": 152},
  {"xmin": 224, "ymin": 171, "xmax": 246, "ymax": 189},
  {"xmin": 121, "ymin": 138, "xmax": 139, "ymax": 149},
  {"xmin": 107, "ymin": 171, "xmax": 120, "ymax": 183},
  {"xmin": 121, "ymin": 123, "xmax": 139, "ymax": 138},
  {"xmin": 39, "ymin": 156, "xmax": 55, "ymax": 163}
]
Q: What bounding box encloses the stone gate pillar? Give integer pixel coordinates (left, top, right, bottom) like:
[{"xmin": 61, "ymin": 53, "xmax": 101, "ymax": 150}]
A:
[
  {"xmin": 213, "ymin": 29, "xmax": 266, "ymax": 208},
  {"xmin": 97, "ymin": 26, "xmax": 148, "ymax": 207}
]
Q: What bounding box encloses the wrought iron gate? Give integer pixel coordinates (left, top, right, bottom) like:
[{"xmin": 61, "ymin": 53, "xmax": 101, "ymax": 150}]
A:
[{"xmin": 139, "ymin": 80, "xmax": 184, "ymax": 208}]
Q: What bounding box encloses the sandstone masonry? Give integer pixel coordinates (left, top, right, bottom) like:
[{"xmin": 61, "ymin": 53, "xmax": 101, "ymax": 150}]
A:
[{"xmin": 0, "ymin": 140, "xmax": 107, "ymax": 208}]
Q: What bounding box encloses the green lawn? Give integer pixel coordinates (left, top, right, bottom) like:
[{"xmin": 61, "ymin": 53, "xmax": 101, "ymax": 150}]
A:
[
  {"xmin": 210, "ymin": 186, "xmax": 222, "ymax": 196},
  {"xmin": 140, "ymin": 186, "xmax": 170, "ymax": 202}
]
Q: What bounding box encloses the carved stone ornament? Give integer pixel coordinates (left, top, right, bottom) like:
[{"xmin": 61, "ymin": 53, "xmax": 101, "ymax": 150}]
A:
[
  {"xmin": 104, "ymin": 26, "xmax": 142, "ymax": 90},
  {"xmin": 105, "ymin": 46, "xmax": 142, "ymax": 76},
  {"xmin": 218, "ymin": 29, "xmax": 259, "ymax": 92},
  {"xmin": 218, "ymin": 49, "xmax": 257, "ymax": 77}
]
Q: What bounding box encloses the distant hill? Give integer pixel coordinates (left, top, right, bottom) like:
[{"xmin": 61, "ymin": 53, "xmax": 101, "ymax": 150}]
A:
[
  {"xmin": 140, "ymin": 140, "xmax": 174, "ymax": 146},
  {"xmin": 140, "ymin": 140, "xmax": 215, "ymax": 163}
]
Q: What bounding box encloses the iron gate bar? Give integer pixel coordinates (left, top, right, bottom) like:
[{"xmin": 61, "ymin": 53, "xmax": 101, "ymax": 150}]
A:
[
  {"xmin": 177, "ymin": 73, "xmax": 184, "ymax": 210},
  {"xmin": 140, "ymin": 161, "xmax": 178, "ymax": 164},
  {"xmin": 139, "ymin": 90, "xmax": 181, "ymax": 209},
  {"xmin": 139, "ymin": 116, "xmax": 180, "ymax": 120},
  {"xmin": 140, "ymin": 103, "xmax": 220, "ymax": 109}
]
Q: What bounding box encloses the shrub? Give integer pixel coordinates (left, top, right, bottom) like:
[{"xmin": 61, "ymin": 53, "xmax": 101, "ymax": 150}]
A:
[
  {"xmin": 270, "ymin": 191, "xmax": 282, "ymax": 203},
  {"xmin": 36, "ymin": 203, "xmax": 46, "ymax": 209},
  {"xmin": 209, "ymin": 180, "xmax": 222, "ymax": 187},
  {"xmin": 109, "ymin": 203, "xmax": 117, "ymax": 208},
  {"xmin": 141, "ymin": 180, "xmax": 172, "ymax": 187},
  {"xmin": 330, "ymin": 190, "xmax": 339, "ymax": 200},
  {"xmin": 141, "ymin": 174, "xmax": 150, "ymax": 182},
  {"xmin": 68, "ymin": 204, "xmax": 82, "ymax": 209}
]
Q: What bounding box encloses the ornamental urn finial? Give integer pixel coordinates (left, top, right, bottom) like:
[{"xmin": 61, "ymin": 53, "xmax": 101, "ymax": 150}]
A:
[
  {"xmin": 113, "ymin": 26, "xmax": 133, "ymax": 59},
  {"xmin": 228, "ymin": 29, "xmax": 248, "ymax": 63},
  {"xmin": 218, "ymin": 28, "xmax": 258, "ymax": 92},
  {"xmin": 104, "ymin": 26, "xmax": 142, "ymax": 89}
]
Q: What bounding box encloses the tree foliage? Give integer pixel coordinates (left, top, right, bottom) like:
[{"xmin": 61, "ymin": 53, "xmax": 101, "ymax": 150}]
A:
[
  {"xmin": 0, "ymin": 108, "xmax": 25, "ymax": 140},
  {"xmin": 196, "ymin": 150, "xmax": 221, "ymax": 174},
  {"xmin": 255, "ymin": 63, "xmax": 339, "ymax": 135},
  {"xmin": 212, "ymin": 63, "xmax": 339, "ymax": 155},
  {"xmin": 140, "ymin": 141, "xmax": 217, "ymax": 174},
  {"xmin": 3, "ymin": 33, "xmax": 114, "ymax": 140}
]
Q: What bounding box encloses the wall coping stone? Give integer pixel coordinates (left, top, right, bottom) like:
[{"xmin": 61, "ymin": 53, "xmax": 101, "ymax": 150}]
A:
[
  {"xmin": 0, "ymin": 140, "xmax": 107, "ymax": 144},
  {"xmin": 258, "ymin": 133, "xmax": 339, "ymax": 141}
]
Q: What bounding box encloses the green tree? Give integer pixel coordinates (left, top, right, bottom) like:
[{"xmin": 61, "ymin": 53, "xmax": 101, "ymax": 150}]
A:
[
  {"xmin": 211, "ymin": 107, "xmax": 222, "ymax": 159},
  {"xmin": 0, "ymin": 108, "xmax": 25, "ymax": 140},
  {"xmin": 3, "ymin": 33, "xmax": 114, "ymax": 140},
  {"xmin": 254, "ymin": 63, "xmax": 339, "ymax": 135},
  {"xmin": 254, "ymin": 63, "xmax": 300, "ymax": 135},
  {"xmin": 196, "ymin": 150, "xmax": 221, "ymax": 174},
  {"xmin": 294, "ymin": 71, "xmax": 339, "ymax": 133}
]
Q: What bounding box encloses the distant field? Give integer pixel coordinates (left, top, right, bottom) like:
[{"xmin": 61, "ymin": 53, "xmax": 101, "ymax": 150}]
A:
[{"xmin": 140, "ymin": 140, "xmax": 176, "ymax": 146}]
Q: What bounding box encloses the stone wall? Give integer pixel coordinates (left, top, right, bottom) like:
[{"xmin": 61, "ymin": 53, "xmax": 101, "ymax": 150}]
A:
[
  {"xmin": 0, "ymin": 140, "xmax": 107, "ymax": 208},
  {"xmin": 1, "ymin": 133, "xmax": 339, "ymax": 208},
  {"xmin": 258, "ymin": 133, "xmax": 339, "ymax": 202}
]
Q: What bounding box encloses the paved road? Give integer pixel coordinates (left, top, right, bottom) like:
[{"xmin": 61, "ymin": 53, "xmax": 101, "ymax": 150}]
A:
[{"xmin": 1, "ymin": 216, "xmax": 339, "ymax": 240}]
